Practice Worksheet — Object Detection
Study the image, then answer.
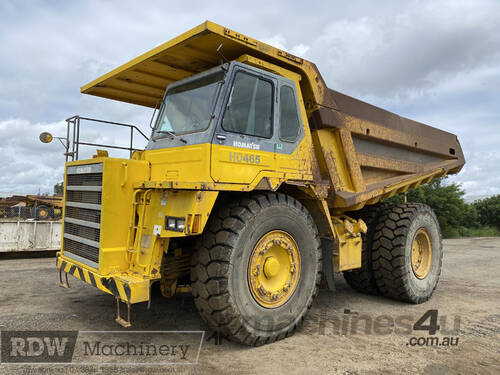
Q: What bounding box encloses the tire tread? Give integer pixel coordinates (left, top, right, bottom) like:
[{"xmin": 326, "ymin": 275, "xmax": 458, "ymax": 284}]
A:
[
  {"xmin": 191, "ymin": 192, "xmax": 322, "ymax": 345},
  {"xmin": 371, "ymin": 203, "xmax": 443, "ymax": 303}
]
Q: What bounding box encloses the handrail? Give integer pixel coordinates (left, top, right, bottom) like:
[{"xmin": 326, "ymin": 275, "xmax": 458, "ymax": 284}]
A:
[{"xmin": 64, "ymin": 115, "xmax": 150, "ymax": 161}]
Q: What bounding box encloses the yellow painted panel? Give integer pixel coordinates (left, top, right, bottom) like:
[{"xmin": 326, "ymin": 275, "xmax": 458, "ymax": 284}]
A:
[
  {"xmin": 210, "ymin": 144, "xmax": 275, "ymax": 184},
  {"xmin": 314, "ymin": 129, "xmax": 355, "ymax": 192},
  {"xmin": 61, "ymin": 157, "xmax": 150, "ymax": 276},
  {"xmin": 100, "ymin": 158, "xmax": 149, "ymax": 275},
  {"xmin": 334, "ymin": 239, "xmax": 362, "ymax": 271},
  {"xmin": 146, "ymin": 144, "xmax": 212, "ymax": 184}
]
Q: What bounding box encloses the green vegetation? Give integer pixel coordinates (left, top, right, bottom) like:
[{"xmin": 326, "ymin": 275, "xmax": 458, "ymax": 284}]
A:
[
  {"xmin": 53, "ymin": 182, "xmax": 63, "ymax": 195},
  {"xmin": 386, "ymin": 178, "xmax": 500, "ymax": 238}
]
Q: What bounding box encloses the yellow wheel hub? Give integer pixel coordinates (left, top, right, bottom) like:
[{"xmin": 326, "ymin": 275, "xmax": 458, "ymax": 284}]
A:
[
  {"xmin": 411, "ymin": 228, "xmax": 432, "ymax": 279},
  {"xmin": 264, "ymin": 257, "xmax": 280, "ymax": 278},
  {"xmin": 248, "ymin": 230, "xmax": 301, "ymax": 308}
]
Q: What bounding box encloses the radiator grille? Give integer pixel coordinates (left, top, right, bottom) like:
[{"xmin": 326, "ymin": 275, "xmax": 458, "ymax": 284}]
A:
[
  {"xmin": 63, "ymin": 238, "xmax": 99, "ymax": 264},
  {"xmin": 63, "ymin": 164, "xmax": 103, "ymax": 266},
  {"xmin": 65, "ymin": 206, "xmax": 101, "ymax": 223},
  {"xmin": 67, "ymin": 173, "xmax": 102, "ymax": 186},
  {"xmin": 66, "ymin": 190, "xmax": 102, "ymax": 205},
  {"xmin": 64, "ymin": 222, "xmax": 100, "ymax": 242}
]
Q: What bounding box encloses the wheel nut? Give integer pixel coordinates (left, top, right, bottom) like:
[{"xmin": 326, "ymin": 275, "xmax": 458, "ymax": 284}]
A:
[{"xmin": 254, "ymin": 265, "xmax": 260, "ymax": 276}]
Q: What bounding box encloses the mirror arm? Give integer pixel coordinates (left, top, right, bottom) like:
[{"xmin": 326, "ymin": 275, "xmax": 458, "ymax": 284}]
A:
[{"xmin": 55, "ymin": 137, "xmax": 67, "ymax": 148}]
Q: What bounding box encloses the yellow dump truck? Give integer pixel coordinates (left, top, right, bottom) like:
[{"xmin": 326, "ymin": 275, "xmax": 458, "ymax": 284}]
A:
[{"xmin": 56, "ymin": 21, "xmax": 464, "ymax": 345}]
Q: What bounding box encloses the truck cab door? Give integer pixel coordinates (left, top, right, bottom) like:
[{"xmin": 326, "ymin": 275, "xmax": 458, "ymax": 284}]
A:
[
  {"xmin": 275, "ymin": 83, "xmax": 305, "ymax": 174},
  {"xmin": 210, "ymin": 67, "xmax": 277, "ymax": 185}
]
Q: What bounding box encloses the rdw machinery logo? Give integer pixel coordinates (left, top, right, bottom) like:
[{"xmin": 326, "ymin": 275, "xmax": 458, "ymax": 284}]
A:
[{"xmin": 1, "ymin": 331, "xmax": 77, "ymax": 363}]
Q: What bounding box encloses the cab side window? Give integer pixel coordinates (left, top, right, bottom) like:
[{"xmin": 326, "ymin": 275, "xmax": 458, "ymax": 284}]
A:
[
  {"xmin": 279, "ymin": 86, "xmax": 300, "ymax": 142},
  {"xmin": 222, "ymin": 71, "xmax": 273, "ymax": 138}
]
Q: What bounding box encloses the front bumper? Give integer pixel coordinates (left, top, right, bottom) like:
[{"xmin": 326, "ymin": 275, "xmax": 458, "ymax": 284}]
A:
[{"xmin": 56, "ymin": 253, "xmax": 151, "ymax": 304}]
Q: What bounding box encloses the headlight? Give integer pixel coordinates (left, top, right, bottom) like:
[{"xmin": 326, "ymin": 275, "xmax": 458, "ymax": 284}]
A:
[
  {"xmin": 176, "ymin": 218, "xmax": 185, "ymax": 231},
  {"xmin": 167, "ymin": 218, "xmax": 177, "ymax": 229},
  {"xmin": 165, "ymin": 216, "xmax": 186, "ymax": 232}
]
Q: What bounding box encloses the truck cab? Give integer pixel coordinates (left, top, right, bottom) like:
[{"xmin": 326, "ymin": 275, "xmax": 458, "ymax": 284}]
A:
[{"xmin": 144, "ymin": 59, "xmax": 312, "ymax": 190}]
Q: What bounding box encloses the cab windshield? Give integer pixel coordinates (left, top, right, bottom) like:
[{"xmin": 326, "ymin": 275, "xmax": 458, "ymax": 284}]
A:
[{"xmin": 153, "ymin": 72, "xmax": 224, "ymax": 138}]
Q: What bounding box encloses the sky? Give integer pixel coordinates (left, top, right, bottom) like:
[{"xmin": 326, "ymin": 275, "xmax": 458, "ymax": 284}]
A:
[{"xmin": 0, "ymin": 0, "xmax": 499, "ymax": 200}]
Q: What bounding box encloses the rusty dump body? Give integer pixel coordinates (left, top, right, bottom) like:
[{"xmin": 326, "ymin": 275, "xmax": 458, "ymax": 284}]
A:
[
  {"xmin": 310, "ymin": 89, "xmax": 465, "ymax": 210},
  {"xmin": 81, "ymin": 20, "xmax": 464, "ymax": 212}
]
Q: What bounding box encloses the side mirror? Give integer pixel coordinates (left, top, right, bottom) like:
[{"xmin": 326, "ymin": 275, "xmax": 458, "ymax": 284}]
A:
[{"xmin": 39, "ymin": 132, "xmax": 53, "ymax": 144}]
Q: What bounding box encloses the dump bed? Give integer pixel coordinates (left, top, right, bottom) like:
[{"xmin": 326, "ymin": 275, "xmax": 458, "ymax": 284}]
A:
[
  {"xmin": 81, "ymin": 21, "xmax": 464, "ymax": 210},
  {"xmin": 310, "ymin": 89, "xmax": 464, "ymax": 209}
]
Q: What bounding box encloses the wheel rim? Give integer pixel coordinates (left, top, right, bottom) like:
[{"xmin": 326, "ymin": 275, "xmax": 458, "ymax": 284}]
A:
[
  {"xmin": 411, "ymin": 228, "xmax": 432, "ymax": 279},
  {"xmin": 38, "ymin": 209, "xmax": 49, "ymax": 219},
  {"xmin": 248, "ymin": 230, "xmax": 301, "ymax": 308}
]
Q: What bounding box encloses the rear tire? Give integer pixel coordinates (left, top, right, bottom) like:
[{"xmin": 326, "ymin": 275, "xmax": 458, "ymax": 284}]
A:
[
  {"xmin": 343, "ymin": 202, "xmax": 388, "ymax": 295},
  {"xmin": 371, "ymin": 203, "xmax": 442, "ymax": 303},
  {"xmin": 191, "ymin": 193, "xmax": 322, "ymax": 346}
]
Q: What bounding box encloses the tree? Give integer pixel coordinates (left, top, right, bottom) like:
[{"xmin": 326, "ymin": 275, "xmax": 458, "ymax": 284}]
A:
[
  {"xmin": 473, "ymin": 195, "xmax": 500, "ymax": 229},
  {"xmin": 54, "ymin": 182, "xmax": 64, "ymax": 195}
]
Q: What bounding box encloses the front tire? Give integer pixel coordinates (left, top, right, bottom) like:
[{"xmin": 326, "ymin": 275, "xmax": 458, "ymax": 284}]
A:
[
  {"xmin": 371, "ymin": 203, "xmax": 443, "ymax": 303},
  {"xmin": 191, "ymin": 193, "xmax": 322, "ymax": 346}
]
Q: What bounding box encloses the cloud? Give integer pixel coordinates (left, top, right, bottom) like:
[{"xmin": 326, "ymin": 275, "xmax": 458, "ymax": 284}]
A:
[
  {"xmin": 0, "ymin": 117, "xmax": 149, "ymax": 194},
  {"xmin": 307, "ymin": 0, "xmax": 500, "ymax": 98},
  {"xmin": 261, "ymin": 35, "xmax": 310, "ymax": 57},
  {"xmin": 0, "ymin": 119, "xmax": 66, "ymax": 194}
]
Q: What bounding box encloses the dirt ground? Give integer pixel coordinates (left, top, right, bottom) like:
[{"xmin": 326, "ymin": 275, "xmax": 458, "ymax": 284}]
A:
[{"xmin": 0, "ymin": 237, "xmax": 499, "ymax": 374}]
